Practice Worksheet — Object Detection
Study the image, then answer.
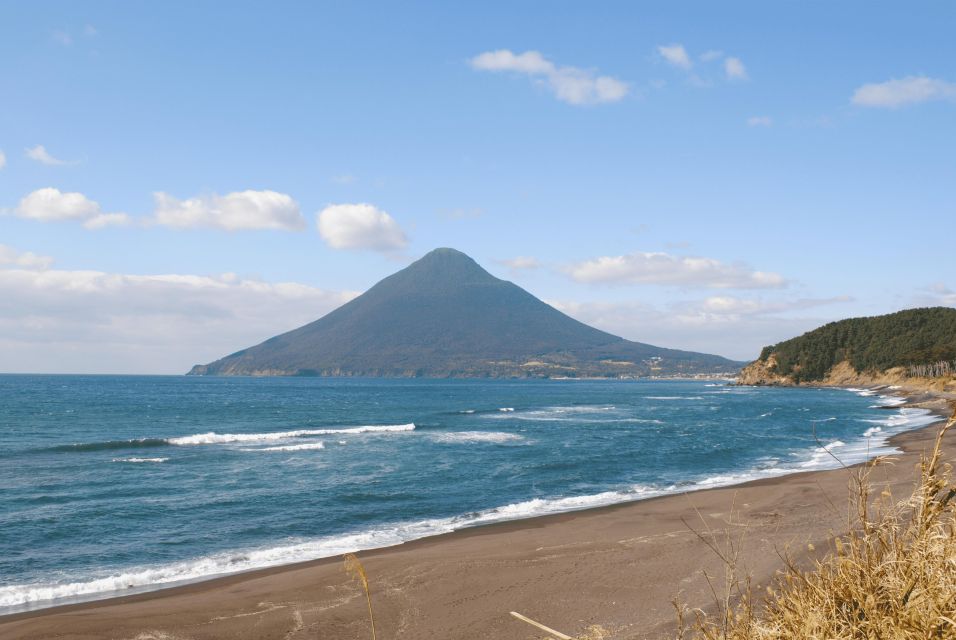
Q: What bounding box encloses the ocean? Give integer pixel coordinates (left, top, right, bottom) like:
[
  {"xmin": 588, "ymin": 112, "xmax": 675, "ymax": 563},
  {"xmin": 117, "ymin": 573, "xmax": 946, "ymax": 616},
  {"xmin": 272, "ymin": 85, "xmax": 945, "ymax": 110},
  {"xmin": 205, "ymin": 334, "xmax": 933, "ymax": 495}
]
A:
[{"xmin": 0, "ymin": 375, "xmax": 939, "ymax": 614}]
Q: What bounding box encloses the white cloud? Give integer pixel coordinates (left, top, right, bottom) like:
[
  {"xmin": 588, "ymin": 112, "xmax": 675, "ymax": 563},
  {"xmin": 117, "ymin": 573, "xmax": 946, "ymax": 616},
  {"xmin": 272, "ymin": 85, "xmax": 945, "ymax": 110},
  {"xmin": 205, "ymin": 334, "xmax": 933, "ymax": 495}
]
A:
[
  {"xmin": 16, "ymin": 188, "xmax": 130, "ymax": 229},
  {"xmin": 658, "ymin": 44, "xmax": 692, "ymax": 70},
  {"xmin": 724, "ymin": 57, "xmax": 748, "ymax": 80},
  {"xmin": 914, "ymin": 283, "xmax": 956, "ymax": 307},
  {"xmin": 317, "ymin": 203, "xmax": 408, "ymax": 251},
  {"xmin": 747, "ymin": 116, "xmax": 773, "ymax": 127},
  {"xmin": 25, "ymin": 144, "xmax": 70, "ymax": 166},
  {"xmin": 470, "ymin": 49, "xmax": 628, "ymax": 105},
  {"xmin": 549, "ymin": 295, "xmax": 852, "ymax": 361},
  {"xmin": 151, "ymin": 190, "xmax": 306, "ymax": 231},
  {"xmin": 0, "ymin": 245, "xmax": 54, "ymax": 270},
  {"xmin": 0, "ymin": 261, "xmax": 358, "ymax": 374},
  {"xmin": 498, "ymin": 256, "xmax": 541, "ymax": 270},
  {"xmin": 852, "ymin": 76, "xmax": 956, "ymax": 108},
  {"xmin": 0, "ymin": 150, "xmax": 5, "ymax": 169},
  {"xmin": 565, "ymin": 252, "xmax": 786, "ymax": 289},
  {"xmin": 700, "ymin": 50, "xmax": 724, "ymax": 62},
  {"xmin": 698, "ymin": 295, "xmax": 852, "ymax": 315}
]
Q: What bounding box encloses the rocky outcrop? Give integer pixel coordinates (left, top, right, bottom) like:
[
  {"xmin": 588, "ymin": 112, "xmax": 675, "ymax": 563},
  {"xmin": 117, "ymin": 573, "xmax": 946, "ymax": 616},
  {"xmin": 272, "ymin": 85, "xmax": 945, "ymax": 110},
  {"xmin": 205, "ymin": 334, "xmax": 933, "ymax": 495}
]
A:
[
  {"xmin": 737, "ymin": 354, "xmax": 793, "ymax": 385},
  {"xmin": 739, "ymin": 355, "xmax": 956, "ymax": 396}
]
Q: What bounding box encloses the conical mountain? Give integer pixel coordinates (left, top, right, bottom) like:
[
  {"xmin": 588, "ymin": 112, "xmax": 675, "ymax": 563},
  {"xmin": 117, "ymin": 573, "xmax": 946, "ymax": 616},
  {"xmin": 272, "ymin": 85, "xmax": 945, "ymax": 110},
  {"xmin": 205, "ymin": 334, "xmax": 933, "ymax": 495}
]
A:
[{"xmin": 188, "ymin": 248, "xmax": 741, "ymax": 377}]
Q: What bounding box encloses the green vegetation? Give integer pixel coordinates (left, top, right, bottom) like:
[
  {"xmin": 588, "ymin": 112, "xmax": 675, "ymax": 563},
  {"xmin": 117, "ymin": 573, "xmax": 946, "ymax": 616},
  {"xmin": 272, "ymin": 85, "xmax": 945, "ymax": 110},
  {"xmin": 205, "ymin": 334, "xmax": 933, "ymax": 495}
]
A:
[
  {"xmin": 190, "ymin": 248, "xmax": 742, "ymax": 378},
  {"xmin": 757, "ymin": 307, "xmax": 956, "ymax": 382}
]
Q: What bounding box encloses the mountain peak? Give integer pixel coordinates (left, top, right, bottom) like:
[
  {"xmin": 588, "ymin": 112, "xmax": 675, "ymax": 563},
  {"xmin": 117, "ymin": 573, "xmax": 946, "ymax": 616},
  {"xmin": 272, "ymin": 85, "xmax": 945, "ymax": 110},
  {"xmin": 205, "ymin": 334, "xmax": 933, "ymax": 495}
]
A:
[
  {"xmin": 386, "ymin": 248, "xmax": 499, "ymax": 290},
  {"xmin": 189, "ymin": 248, "xmax": 741, "ymax": 377}
]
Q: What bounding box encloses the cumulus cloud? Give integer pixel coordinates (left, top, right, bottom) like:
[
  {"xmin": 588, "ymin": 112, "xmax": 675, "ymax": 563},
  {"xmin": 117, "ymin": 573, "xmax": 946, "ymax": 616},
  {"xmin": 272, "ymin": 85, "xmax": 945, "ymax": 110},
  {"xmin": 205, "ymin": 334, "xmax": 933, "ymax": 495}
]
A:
[
  {"xmin": 151, "ymin": 190, "xmax": 306, "ymax": 231},
  {"xmin": 0, "ymin": 150, "xmax": 6, "ymax": 169},
  {"xmin": 852, "ymin": 76, "xmax": 956, "ymax": 108},
  {"xmin": 747, "ymin": 116, "xmax": 773, "ymax": 127},
  {"xmin": 16, "ymin": 188, "xmax": 130, "ymax": 229},
  {"xmin": 470, "ymin": 49, "xmax": 628, "ymax": 105},
  {"xmin": 0, "ymin": 260, "xmax": 358, "ymax": 374},
  {"xmin": 724, "ymin": 57, "xmax": 748, "ymax": 80},
  {"xmin": 0, "ymin": 245, "xmax": 54, "ymax": 270},
  {"xmin": 25, "ymin": 144, "xmax": 70, "ymax": 166},
  {"xmin": 498, "ymin": 256, "xmax": 541, "ymax": 270},
  {"xmin": 549, "ymin": 295, "xmax": 853, "ymax": 360},
  {"xmin": 658, "ymin": 44, "xmax": 692, "ymax": 70},
  {"xmin": 565, "ymin": 252, "xmax": 786, "ymax": 289},
  {"xmin": 317, "ymin": 203, "xmax": 408, "ymax": 251},
  {"xmin": 658, "ymin": 45, "xmax": 747, "ymax": 84}
]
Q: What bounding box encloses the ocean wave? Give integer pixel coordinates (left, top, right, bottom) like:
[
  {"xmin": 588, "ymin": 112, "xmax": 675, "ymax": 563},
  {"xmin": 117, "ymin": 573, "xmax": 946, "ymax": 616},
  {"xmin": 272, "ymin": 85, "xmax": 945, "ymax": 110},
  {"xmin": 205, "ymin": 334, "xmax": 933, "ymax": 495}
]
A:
[
  {"xmin": 167, "ymin": 424, "xmax": 415, "ymax": 446},
  {"xmin": 0, "ymin": 483, "xmax": 665, "ymax": 611},
  {"xmin": 47, "ymin": 438, "xmax": 168, "ymax": 453},
  {"xmin": 111, "ymin": 457, "xmax": 169, "ymax": 464},
  {"xmin": 646, "ymin": 396, "xmax": 704, "ymax": 401},
  {"xmin": 489, "ymin": 405, "xmax": 624, "ymax": 422},
  {"xmin": 498, "ymin": 407, "xmax": 514, "ymax": 412},
  {"xmin": 429, "ymin": 431, "xmax": 524, "ymax": 444},
  {"xmin": 870, "ymin": 395, "xmax": 907, "ymax": 408},
  {"xmin": 249, "ymin": 442, "xmax": 326, "ymax": 452},
  {"xmin": 4, "ymin": 402, "xmax": 943, "ymax": 613},
  {"xmin": 42, "ymin": 424, "xmax": 415, "ymax": 453}
]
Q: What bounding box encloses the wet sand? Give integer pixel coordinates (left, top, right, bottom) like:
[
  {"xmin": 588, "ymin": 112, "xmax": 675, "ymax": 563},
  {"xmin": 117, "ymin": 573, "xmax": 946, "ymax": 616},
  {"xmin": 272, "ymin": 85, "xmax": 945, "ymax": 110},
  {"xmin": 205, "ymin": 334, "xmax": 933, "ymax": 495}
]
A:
[{"xmin": 2, "ymin": 393, "xmax": 952, "ymax": 640}]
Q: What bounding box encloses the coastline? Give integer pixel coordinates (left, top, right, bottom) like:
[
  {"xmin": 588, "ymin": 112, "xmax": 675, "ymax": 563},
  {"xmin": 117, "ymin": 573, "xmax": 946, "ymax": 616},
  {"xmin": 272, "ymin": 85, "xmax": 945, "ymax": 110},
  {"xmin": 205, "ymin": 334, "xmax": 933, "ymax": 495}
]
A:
[{"xmin": 2, "ymin": 385, "xmax": 953, "ymax": 639}]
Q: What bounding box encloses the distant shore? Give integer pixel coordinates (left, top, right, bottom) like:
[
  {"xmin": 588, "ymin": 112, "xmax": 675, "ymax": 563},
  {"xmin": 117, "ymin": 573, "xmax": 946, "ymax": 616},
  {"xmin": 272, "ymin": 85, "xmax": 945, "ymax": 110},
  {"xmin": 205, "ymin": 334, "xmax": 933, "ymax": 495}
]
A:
[{"xmin": 2, "ymin": 385, "xmax": 953, "ymax": 640}]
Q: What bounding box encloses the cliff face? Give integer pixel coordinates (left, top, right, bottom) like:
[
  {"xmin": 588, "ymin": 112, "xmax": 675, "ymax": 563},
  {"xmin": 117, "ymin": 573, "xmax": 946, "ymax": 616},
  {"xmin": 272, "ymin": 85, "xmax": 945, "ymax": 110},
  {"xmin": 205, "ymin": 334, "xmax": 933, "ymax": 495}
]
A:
[
  {"xmin": 737, "ymin": 354, "xmax": 793, "ymax": 385},
  {"xmin": 739, "ymin": 356, "xmax": 956, "ymax": 395}
]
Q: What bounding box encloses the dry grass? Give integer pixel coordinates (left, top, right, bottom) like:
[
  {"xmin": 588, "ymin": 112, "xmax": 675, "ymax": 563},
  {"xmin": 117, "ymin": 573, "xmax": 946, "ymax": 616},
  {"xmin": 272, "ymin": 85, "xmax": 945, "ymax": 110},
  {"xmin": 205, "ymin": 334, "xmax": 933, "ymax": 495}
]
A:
[
  {"xmin": 681, "ymin": 411, "xmax": 956, "ymax": 639},
  {"xmin": 344, "ymin": 552, "xmax": 377, "ymax": 640}
]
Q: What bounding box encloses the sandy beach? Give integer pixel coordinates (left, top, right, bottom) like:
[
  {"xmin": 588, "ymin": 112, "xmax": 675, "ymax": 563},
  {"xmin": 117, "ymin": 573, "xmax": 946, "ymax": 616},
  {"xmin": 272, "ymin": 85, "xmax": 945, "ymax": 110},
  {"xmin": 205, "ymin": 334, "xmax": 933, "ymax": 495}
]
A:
[{"xmin": 2, "ymin": 390, "xmax": 952, "ymax": 640}]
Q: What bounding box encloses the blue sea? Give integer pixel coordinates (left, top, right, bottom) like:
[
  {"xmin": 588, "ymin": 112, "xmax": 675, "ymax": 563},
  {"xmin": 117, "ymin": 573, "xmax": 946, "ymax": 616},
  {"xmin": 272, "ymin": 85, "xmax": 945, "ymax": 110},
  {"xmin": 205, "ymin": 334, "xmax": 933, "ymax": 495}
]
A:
[{"xmin": 0, "ymin": 375, "xmax": 939, "ymax": 614}]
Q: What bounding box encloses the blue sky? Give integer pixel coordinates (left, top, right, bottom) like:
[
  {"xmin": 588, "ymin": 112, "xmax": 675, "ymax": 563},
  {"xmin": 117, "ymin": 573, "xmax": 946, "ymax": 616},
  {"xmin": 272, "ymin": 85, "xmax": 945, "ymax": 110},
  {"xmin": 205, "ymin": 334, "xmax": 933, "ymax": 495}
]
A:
[{"xmin": 1, "ymin": 1, "xmax": 954, "ymax": 373}]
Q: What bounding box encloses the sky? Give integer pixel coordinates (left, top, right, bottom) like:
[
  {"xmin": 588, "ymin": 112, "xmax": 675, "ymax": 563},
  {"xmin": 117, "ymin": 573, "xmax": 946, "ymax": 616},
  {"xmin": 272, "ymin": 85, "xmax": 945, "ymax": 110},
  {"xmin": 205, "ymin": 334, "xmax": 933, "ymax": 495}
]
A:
[{"xmin": 1, "ymin": 1, "xmax": 954, "ymax": 374}]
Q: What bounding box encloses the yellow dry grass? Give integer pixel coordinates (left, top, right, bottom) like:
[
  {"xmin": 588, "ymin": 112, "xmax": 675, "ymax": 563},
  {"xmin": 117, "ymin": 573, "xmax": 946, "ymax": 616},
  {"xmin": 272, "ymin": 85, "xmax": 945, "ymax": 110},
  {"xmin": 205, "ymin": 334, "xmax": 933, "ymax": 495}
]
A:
[{"xmin": 682, "ymin": 411, "xmax": 956, "ymax": 639}]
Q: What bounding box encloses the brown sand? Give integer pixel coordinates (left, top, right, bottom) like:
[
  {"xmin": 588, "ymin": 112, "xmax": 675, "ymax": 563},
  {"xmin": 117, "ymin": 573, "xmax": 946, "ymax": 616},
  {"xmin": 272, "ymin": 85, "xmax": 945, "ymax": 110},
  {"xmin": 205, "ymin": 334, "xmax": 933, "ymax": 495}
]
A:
[{"xmin": 2, "ymin": 394, "xmax": 953, "ymax": 640}]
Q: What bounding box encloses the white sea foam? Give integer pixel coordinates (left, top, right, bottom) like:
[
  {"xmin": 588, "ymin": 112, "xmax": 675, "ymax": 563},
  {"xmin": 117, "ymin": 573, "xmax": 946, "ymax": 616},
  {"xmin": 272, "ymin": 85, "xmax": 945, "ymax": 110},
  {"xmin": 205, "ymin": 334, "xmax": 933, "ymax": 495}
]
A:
[
  {"xmin": 111, "ymin": 457, "xmax": 169, "ymax": 464},
  {"xmin": 430, "ymin": 431, "xmax": 524, "ymax": 444},
  {"xmin": 251, "ymin": 441, "xmax": 326, "ymax": 452},
  {"xmin": 646, "ymin": 396, "xmax": 704, "ymax": 401},
  {"xmin": 5, "ymin": 397, "xmax": 942, "ymax": 614},
  {"xmin": 167, "ymin": 424, "xmax": 414, "ymax": 445},
  {"xmin": 0, "ymin": 483, "xmax": 666, "ymax": 611},
  {"xmin": 498, "ymin": 407, "xmax": 514, "ymax": 412},
  {"xmin": 488, "ymin": 405, "xmax": 622, "ymax": 422},
  {"xmin": 870, "ymin": 395, "xmax": 907, "ymax": 408}
]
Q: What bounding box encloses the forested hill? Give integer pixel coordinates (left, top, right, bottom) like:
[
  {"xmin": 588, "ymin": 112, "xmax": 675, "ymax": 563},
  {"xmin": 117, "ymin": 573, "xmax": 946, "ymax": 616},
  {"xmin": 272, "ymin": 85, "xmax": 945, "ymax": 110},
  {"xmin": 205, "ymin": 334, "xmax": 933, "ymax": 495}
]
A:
[{"xmin": 742, "ymin": 307, "xmax": 956, "ymax": 383}]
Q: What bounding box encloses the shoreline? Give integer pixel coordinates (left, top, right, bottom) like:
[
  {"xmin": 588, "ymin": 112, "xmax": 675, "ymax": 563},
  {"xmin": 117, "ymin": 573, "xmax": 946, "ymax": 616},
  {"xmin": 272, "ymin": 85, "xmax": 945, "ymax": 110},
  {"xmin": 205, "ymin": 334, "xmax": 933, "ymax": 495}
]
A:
[{"xmin": 2, "ymin": 387, "xmax": 952, "ymax": 638}]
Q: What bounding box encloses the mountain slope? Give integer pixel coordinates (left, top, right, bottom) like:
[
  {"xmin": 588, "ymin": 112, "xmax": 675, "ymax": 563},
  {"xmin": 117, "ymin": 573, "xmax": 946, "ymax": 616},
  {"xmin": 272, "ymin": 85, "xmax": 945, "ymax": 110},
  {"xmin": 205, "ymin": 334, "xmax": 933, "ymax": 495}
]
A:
[
  {"xmin": 189, "ymin": 248, "xmax": 742, "ymax": 377},
  {"xmin": 739, "ymin": 307, "xmax": 956, "ymax": 384}
]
